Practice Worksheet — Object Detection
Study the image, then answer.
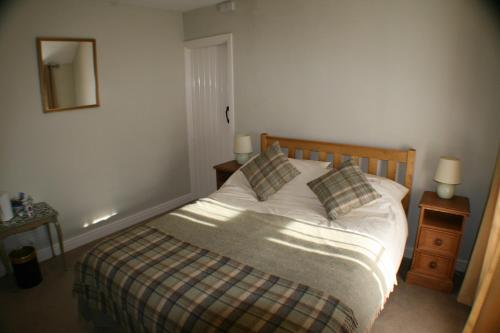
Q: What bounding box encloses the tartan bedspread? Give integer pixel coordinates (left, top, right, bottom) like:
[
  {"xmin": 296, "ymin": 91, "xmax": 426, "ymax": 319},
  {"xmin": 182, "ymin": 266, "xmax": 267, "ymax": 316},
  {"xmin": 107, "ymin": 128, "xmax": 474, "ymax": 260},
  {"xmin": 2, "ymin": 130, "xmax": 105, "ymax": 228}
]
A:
[{"xmin": 74, "ymin": 224, "xmax": 358, "ymax": 333}]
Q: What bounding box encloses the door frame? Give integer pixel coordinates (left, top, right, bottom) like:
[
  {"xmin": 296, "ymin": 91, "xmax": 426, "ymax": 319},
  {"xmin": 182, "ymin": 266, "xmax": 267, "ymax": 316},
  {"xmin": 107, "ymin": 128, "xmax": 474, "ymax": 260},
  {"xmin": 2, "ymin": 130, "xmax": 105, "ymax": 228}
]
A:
[{"xmin": 184, "ymin": 33, "xmax": 235, "ymax": 198}]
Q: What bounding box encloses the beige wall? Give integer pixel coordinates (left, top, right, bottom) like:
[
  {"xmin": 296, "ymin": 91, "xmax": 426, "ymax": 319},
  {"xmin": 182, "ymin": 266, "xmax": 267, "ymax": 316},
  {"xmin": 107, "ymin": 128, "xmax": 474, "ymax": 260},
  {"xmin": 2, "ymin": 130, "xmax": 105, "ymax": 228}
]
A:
[
  {"xmin": 0, "ymin": 0, "xmax": 190, "ymax": 252},
  {"xmin": 184, "ymin": 0, "xmax": 500, "ymax": 264}
]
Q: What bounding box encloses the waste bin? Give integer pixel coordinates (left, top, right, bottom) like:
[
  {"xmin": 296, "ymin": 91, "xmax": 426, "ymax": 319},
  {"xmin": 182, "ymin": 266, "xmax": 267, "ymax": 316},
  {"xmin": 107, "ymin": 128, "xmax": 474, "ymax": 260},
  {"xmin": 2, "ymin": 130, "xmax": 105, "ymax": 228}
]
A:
[{"xmin": 9, "ymin": 246, "xmax": 43, "ymax": 288}]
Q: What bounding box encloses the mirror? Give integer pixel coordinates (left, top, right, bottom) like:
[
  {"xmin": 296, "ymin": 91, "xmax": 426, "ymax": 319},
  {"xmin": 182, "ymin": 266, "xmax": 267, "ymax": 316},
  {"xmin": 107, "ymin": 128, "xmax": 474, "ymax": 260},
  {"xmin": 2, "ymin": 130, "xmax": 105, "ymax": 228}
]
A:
[{"xmin": 37, "ymin": 38, "xmax": 99, "ymax": 112}]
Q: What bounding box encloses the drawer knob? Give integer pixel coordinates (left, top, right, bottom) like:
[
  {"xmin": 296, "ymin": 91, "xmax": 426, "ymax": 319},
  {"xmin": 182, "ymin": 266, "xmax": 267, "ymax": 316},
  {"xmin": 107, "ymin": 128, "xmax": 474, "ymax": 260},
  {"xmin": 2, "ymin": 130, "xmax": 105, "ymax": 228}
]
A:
[
  {"xmin": 429, "ymin": 261, "xmax": 437, "ymax": 269},
  {"xmin": 434, "ymin": 238, "xmax": 443, "ymax": 246}
]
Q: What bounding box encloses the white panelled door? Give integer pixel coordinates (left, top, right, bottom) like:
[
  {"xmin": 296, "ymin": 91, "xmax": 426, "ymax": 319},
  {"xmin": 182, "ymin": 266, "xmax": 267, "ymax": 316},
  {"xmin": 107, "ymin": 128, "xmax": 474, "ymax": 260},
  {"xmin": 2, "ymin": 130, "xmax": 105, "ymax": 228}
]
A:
[{"xmin": 185, "ymin": 34, "xmax": 234, "ymax": 198}]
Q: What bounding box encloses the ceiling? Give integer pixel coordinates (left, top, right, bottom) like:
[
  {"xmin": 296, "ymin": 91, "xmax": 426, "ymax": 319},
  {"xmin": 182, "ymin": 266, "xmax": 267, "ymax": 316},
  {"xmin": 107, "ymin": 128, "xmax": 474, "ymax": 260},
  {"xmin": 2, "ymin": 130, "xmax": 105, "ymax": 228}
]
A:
[{"xmin": 100, "ymin": 0, "xmax": 221, "ymax": 12}]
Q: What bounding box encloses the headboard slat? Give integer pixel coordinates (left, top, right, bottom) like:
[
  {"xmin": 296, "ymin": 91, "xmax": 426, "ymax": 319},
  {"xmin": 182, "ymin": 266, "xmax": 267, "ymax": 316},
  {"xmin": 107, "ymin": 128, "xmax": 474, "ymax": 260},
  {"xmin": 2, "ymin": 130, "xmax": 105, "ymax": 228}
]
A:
[
  {"xmin": 318, "ymin": 151, "xmax": 328, "ymax": 161},
  {"xmin": 368, "ymin": 159, "xmax": 378, "ymax": 175},
  {"xmin": 260, "ymin": 133, "xmax": 416, "ymax": 216},
  {"xmin": 303, "ymin": 149, "xmax": 311, "ymax": 160},
  {"xmin": 333, "ymin": 154, "xmax": 342, "ymax": 169}
]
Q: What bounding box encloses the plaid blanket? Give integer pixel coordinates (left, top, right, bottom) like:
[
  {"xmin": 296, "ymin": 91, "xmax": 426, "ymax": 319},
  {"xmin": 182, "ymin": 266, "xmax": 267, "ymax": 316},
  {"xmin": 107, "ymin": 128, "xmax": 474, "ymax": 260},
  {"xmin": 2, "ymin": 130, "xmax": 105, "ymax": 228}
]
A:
[{"xmin": 74, "ymin": 225, "xmax": 357, "ymax": 333}]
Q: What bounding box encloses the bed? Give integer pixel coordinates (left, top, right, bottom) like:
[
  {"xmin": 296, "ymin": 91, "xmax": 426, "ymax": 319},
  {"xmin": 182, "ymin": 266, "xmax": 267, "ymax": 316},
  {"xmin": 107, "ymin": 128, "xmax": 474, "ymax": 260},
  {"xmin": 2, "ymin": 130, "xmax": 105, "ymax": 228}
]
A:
[{"xmin": 74, "ymin": 133, "xmax": 416, "ymax": 333}]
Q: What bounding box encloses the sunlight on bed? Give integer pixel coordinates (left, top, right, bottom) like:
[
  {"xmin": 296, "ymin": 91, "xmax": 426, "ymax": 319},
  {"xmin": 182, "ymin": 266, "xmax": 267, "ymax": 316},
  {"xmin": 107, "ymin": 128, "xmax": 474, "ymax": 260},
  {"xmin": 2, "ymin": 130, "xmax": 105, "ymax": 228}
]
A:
[
  {"xmin": 268, "ymin": 216, "xmax": 397, "ymax": 301},
  {"xmin": 266, "ymin": 236, "xmax": 387, "ymax": 305},
  {"xmin": 266, "ymin": 237, "xmax": 371, "ymax": 270},
  {"xmin": 180, "ymin": 199, "xmax": 244, "ymax": 222},
  {"xmin": 169, "ymin": 212, "xmax": 217, "ymax": 227},
  {"xmin": 279, "ymin": 226, "xmax": 384, "ymax": 259},
  {"xmin": 162, "ymin": 198, "xmax": 395, "ymax": 306},
  {"xmin": 274, "ymin": 218, "xmax": 397, "ymax": 291}
]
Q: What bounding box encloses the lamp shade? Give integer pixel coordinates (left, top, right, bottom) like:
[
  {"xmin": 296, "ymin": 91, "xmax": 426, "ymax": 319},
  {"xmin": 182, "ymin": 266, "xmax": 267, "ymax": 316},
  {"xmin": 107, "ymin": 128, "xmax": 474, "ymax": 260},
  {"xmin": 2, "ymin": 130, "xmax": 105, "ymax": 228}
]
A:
[
  {"xmin": 434, "ymin": 156, "xmax": 461, "ymax": 185},
  {"xmin": 234, "ymin": 135, "xmax": 253, "ymax": 154}
]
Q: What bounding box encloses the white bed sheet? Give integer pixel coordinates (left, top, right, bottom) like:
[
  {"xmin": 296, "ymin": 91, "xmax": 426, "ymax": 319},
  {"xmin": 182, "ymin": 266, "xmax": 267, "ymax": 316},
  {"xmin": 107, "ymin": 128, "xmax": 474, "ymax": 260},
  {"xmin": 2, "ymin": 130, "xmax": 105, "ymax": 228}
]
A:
[{"xmin": 209, "ymin": 159, "xmax": 408, "ymax": 287}]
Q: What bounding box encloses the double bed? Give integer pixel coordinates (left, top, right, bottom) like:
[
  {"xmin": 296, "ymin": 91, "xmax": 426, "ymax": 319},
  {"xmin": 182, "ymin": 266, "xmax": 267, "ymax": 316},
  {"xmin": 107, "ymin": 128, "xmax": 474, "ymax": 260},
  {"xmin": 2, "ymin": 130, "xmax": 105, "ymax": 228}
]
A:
[{"xmin": 74, "ymin": 133, "xmax": 416, "ymax": 332}]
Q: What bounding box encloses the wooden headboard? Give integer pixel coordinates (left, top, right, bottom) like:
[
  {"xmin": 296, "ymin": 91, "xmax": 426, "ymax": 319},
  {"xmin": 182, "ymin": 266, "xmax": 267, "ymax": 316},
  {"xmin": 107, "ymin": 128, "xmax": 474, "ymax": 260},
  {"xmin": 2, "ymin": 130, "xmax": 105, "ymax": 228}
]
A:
[{"xmin": 260, "ymin": 133, "xmax": 416, "ymax": 215}]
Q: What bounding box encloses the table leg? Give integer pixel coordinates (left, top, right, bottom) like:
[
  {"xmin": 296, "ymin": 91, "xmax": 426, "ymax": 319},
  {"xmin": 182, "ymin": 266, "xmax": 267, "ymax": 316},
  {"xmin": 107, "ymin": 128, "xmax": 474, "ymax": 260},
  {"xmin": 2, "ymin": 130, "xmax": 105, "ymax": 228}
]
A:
[
  {"xmin": 54, "ymin": 220, "xmax": 67, "ymax": 270},
  {"xmin": 46, "ymin": 224, "xmax": 55, "ymax": 258},
  {"xmin": 0, "ymin": 239, "xmax": 12, "ymax": 274}
]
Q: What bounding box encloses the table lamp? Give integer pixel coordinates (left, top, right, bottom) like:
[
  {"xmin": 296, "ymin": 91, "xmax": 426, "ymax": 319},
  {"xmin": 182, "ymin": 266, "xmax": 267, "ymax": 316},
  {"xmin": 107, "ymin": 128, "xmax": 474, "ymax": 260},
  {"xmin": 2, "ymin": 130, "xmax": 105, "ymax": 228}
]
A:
[
  {"xmin": 434, "ymin": 156, "xmax": 461, "ymax": 199},
  {"xmin": 234, "ymin": 135, "xmax": 253, "ymax": 165}
]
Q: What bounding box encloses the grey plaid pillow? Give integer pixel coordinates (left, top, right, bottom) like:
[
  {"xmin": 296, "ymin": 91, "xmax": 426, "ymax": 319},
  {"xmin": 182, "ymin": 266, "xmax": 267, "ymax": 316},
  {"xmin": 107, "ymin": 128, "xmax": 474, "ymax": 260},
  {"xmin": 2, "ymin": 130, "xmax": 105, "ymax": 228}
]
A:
[
  {"xmin": 240, "ymin": 141, "xmax": 300, "ymax": 201},
  {"xmin": 307, "ymin": 159, "xmax": 381, "ymax": 220}
]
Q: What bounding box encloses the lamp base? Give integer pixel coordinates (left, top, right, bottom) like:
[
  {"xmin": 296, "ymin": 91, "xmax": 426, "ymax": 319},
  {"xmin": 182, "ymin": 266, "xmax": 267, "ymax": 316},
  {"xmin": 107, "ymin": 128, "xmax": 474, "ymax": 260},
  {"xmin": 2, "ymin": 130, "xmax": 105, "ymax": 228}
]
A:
[
  {"xmin": 436, "ymin": 183, "xmax": 455, "ymax": 199},
  {"xmin": 235, "ymin": 153, "xmax": 250, "ymax": 165}
]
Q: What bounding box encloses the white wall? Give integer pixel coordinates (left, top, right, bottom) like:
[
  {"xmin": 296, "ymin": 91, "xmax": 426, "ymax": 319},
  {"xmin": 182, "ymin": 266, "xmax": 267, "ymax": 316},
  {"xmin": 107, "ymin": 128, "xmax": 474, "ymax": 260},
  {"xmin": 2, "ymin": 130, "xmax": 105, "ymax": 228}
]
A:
[
  {"xmin": 184, "ymin": 0, "xmax": 500, "ymax": 264},
  {"xmin": 73, "ymin": 42, "xmax": 96, "ymax": 106},
  {"xmin": 0, "ymin": 0, "xmax": 190, "ymax": 255}
]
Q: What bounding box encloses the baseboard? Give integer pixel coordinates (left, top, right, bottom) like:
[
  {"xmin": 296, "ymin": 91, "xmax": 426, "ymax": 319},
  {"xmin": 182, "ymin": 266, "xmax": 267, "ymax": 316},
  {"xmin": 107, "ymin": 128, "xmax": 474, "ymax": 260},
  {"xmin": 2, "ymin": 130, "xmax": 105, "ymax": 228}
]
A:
[
  {"xmin": 0, "ymin": 192, "xmax": 195, "ymax": 277},
  {"xmin": 404, "ymin": 247, "xmax": 468, "ymax": 272}
]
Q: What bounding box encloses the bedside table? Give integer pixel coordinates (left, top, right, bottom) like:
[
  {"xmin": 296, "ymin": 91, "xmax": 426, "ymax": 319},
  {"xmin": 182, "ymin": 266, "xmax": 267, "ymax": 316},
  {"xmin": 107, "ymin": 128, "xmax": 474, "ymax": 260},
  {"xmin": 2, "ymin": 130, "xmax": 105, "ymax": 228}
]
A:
[
  {"xmin": 407, "ymin": 191, "xmax": 470, "ymax": 292},
  {"xmin": 0, "ymin": 202, "xmax": 66, "ymax": 274},
  {"xmin": 213, "ymin": 160, "xmax": 241, "ymax": 189}
]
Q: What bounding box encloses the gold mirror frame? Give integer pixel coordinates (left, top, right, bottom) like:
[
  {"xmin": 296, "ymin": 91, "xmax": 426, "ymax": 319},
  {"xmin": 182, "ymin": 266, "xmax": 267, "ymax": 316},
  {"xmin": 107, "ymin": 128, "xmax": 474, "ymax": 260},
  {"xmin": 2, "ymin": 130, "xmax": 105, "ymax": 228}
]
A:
[{"xmin": 36, "ymin": 37, "xmax": 100, "ymax": 113}]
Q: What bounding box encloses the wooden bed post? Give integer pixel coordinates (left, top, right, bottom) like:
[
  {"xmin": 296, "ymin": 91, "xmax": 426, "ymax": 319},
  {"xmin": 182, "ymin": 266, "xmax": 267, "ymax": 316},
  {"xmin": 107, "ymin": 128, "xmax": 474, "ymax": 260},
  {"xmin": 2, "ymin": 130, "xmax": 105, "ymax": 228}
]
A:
[{"xmin": 402, "ymin": 149, "xmax": 416, "ymax": 215}]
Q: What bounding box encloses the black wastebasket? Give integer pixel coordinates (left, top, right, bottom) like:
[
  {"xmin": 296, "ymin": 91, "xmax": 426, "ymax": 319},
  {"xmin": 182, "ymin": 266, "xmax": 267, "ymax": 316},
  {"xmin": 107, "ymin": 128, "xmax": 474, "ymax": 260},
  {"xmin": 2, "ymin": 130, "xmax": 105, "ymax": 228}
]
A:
[{"xmin": 9, "ymin": 246, "xmax": 43, "ymax": 288}]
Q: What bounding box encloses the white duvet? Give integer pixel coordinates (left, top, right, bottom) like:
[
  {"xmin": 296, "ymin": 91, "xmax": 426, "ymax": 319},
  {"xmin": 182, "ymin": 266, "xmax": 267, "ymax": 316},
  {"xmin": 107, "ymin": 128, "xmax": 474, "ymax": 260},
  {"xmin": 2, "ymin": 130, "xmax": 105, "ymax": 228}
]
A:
[{"xmin": 210, "ymin": 158, "xmax": 408, "ymax": 289}]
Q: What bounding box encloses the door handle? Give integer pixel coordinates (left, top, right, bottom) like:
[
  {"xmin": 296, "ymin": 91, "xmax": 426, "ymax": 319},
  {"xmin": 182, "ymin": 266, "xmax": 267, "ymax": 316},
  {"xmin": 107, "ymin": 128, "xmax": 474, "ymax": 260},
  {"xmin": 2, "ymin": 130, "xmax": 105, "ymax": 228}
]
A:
[{"xmin": 225, "ymin": 106, "xmax": 230, "ymax": 124}]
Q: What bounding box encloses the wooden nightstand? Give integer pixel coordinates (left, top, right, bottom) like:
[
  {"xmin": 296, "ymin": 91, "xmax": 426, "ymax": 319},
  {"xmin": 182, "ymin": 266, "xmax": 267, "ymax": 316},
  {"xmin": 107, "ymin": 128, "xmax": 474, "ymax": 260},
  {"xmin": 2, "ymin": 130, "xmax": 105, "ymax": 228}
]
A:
[
  {"xmin": 213, "ymin": 160, "xmax": 241, "ymax": 189},
  {"xmin": 407, "ymin": 191, "xmax": 470, "ymax": 292}
]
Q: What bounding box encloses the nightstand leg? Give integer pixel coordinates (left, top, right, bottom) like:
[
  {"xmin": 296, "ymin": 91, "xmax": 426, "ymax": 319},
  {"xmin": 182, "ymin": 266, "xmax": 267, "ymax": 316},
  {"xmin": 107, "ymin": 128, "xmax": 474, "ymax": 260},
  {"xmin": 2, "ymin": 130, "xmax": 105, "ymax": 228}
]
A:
[
  {"xmin": 54, "ymin": 221, "xmax": 67, "ymax": 270},
  {"xmin": 46, "ymin": 223, "xmax": 56, "ymax": 258},
  {"xmin": 0, "ymin": 240, "xmax": 12, "ymax": 274}
]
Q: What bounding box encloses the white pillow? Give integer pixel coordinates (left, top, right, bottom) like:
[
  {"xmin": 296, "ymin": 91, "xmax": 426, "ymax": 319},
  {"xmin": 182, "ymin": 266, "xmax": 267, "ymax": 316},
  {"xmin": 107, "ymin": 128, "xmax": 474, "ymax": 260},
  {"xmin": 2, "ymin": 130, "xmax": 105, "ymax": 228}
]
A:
[
  {"xmin": 267, "ymin": 158, "xmax": 330, "ymax": 200},
  {"xmin": 272, "ymin": 158, "xmax": 408, "ymax": 202},
  {"xmin": 288, "ymin": 158, "xmax": 331, "ymax": 179},
  {"xmin": 365, "ymin": 174, "xmax": 409, "ymax": 202}
]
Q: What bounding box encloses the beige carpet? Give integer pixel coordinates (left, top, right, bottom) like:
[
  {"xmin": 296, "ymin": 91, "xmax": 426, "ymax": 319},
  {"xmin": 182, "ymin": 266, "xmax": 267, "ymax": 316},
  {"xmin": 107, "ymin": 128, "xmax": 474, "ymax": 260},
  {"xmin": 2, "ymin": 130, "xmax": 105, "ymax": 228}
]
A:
[{"xmin": 0, "ymin": 244, "xmax": 470, "ymax": 333}]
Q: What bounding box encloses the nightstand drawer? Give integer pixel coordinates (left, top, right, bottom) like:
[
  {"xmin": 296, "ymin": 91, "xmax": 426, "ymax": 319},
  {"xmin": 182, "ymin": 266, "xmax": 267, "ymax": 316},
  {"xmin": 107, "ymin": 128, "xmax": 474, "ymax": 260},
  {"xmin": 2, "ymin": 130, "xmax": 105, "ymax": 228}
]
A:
[
  {"xmin": 417, "ymin": 227, "xmax": 459, "ymax": 257},
  {"xmin": 412, "ymin": 252, "xmax": 453, "ymax": 279}
]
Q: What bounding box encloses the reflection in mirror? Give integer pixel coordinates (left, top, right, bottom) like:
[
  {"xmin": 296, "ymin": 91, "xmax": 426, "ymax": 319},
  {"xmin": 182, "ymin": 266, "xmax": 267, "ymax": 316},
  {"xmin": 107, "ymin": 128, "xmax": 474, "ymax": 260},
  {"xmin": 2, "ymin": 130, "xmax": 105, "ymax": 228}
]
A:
[{"xmin": 37, "ymin": 38, "xmax": 99, "ymax": 112}]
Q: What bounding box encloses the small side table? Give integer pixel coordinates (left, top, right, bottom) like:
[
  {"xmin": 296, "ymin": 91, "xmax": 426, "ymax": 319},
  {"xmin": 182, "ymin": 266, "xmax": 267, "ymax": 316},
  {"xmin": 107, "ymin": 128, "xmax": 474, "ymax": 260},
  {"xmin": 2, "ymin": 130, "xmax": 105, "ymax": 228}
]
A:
[
  {"xmin": 0, "ymin": 202, "xmax": 66, "ymax": 274},
  {"xmin": 213, "ymin": 160, "xmax": 242, "ymax": 189},
  {"xmin": 407, "ymin": 191, "xmax": 470, "ymax": 292}
]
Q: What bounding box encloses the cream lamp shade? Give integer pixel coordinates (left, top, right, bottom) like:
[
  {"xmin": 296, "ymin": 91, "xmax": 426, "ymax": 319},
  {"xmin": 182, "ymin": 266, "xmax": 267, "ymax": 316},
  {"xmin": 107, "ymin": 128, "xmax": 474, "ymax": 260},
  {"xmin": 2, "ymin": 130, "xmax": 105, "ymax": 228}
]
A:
[
  {"xmin": 234, "ymin": 135, "xmax": 253, "ymax": 164},
  {"xmin": 434, "ymin": 156, "xmax": 461, "ymax": 199},
  {"xmin": 234, "ymin": 135, "xmax": 252, "ymax": 154}
]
